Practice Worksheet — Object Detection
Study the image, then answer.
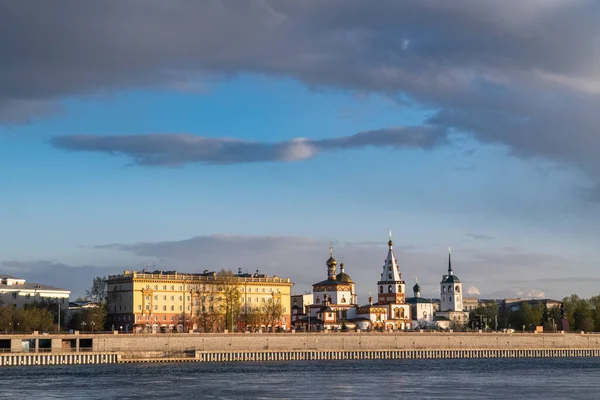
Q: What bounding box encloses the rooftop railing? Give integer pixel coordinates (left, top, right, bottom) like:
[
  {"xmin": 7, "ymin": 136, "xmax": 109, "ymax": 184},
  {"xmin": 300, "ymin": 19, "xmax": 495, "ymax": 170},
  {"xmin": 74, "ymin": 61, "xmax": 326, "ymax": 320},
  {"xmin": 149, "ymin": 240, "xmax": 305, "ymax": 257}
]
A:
[{"xmin": 108, "ymin": 272, "xmax": 291, "ymax": 284}]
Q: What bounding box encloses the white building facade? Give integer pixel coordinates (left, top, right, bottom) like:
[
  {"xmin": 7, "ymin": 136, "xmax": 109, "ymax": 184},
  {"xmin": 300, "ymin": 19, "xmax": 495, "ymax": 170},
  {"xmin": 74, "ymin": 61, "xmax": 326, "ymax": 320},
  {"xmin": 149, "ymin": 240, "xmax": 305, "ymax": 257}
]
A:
[
  {"xmin": 0, "ymin": 275, "xmax": 70, "ymax": 311},
  {"xmin": 435, "ymin": 249, "xmax": 469, "ymax": 327}
]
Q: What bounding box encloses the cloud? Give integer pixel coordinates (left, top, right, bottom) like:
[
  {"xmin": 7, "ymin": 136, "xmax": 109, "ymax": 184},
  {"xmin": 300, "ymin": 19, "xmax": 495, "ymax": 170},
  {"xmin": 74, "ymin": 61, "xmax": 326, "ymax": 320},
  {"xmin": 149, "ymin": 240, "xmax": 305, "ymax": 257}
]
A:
[
  {"xmin": 50, "ymin": 126, "xmax": 447, "ymax": 166},
  {"xmin": 467, "ymin": 285, "xmax": 481, "ymax": 295},
  {"xmin": 3, "ymin": 234, "xmax": 591, "ymax": 301},
  {"xmin": 486, "ymin": 287, "xmax": 547, "ymax": 300},
  {"xmin": 0, "ymin": 2, "xmax": 599, "ymax": 183},
  {"xmin": 0, "ymin": 260, "xmax": 117, "ymax": 299},
  {"xmin": 465, "ymin": 233, "xmax": 495, "ymax": 241}
]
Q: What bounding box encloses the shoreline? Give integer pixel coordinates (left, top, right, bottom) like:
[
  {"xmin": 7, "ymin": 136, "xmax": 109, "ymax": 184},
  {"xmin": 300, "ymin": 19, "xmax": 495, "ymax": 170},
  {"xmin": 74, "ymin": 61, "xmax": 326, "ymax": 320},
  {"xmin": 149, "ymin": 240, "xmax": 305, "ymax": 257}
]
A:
[{"xmin": 1, "ymin": 331, "xmax": 599, "ymax": 367}]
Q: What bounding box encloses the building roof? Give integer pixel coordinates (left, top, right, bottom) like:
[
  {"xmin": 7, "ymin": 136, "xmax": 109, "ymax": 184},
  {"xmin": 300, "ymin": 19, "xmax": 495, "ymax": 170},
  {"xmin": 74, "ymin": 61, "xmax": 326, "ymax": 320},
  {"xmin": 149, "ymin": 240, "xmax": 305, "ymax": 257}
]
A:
[
  {"xmin": 0, "ymin": 279, "xmax": 69, "ymax": 293},
  {"xmin": 442, "ymin": 274, "xmax": 461, "ymax": 283},
  {"xmin": 336, "ymin": 272, "xmax": 353, "ymax": 283},
  {"xmin": 405, "ymin": 297, "xmax": 434, "ymax": 304}
]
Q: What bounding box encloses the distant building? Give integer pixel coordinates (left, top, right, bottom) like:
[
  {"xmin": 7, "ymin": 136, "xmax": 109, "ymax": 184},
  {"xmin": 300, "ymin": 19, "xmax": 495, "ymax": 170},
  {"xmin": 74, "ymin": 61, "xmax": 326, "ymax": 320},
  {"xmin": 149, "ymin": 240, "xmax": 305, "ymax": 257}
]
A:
[
  {"xmin": 107, "ymin": 269, "xmax": 293, "ymax": 333},
  {"xmin": 405, "ymin": 278, "xmax": 435, "ymax": 329},
  {"xmin": 463, "ymin": 296, "xmax": 479, "ymax": 311},
  {"xmin": 435, "ymin": 249, "xmax": 469, "ymax": 328},
  {"xmin": 0, "ymin": 275, "xmax": 70, "ymax": 312},
  {"xmin": 290, "ymin": 294, "xmax": 313, "ymax": 325},
  {"xmin": 297, "ymin": 234, "xmax": 412, "ymax": 332}
]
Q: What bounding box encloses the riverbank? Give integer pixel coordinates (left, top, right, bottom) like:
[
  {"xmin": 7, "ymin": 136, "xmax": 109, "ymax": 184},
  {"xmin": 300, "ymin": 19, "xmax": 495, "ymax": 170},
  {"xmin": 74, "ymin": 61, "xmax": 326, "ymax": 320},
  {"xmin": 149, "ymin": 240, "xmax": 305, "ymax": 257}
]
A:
[{"xmin": 2, "ymin": 331, "xmax": 600, "ymax": 366}]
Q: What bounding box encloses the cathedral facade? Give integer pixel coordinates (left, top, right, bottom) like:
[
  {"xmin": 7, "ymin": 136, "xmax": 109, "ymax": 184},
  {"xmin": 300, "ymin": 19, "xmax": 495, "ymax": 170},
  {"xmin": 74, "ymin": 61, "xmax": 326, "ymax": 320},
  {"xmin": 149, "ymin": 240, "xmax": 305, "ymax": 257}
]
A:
[{"xmin": 292, "ymin": 234, "xmax": 469, "ymax": 332}]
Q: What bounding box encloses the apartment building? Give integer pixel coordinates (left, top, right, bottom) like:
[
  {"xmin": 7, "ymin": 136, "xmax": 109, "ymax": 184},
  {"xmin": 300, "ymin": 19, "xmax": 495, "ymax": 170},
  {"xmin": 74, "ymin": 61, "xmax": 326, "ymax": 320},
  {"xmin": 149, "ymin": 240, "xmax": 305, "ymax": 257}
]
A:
[
  {"xmin": 107, "ymin": 269, "xmax": 293, "ymax": 333},
  {"xmin": 0, "ymin": 275, "xmax": 70, "ymax": 311}
]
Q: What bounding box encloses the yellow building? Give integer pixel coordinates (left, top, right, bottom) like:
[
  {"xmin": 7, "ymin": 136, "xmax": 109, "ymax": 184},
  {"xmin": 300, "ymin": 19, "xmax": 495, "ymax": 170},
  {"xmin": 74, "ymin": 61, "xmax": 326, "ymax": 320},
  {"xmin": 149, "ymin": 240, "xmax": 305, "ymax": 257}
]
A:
[{"xmin": 107, "ymin": 269, "xmax": 293, "ymax": 333}]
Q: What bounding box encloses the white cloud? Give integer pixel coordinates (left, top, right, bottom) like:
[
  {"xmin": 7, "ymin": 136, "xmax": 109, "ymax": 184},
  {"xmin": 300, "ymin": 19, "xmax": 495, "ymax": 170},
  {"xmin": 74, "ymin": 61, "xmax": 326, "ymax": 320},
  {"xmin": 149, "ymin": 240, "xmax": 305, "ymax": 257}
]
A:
[{"xmin": 467, "ymin": 285, "xmax": 481, "ymax": 295}]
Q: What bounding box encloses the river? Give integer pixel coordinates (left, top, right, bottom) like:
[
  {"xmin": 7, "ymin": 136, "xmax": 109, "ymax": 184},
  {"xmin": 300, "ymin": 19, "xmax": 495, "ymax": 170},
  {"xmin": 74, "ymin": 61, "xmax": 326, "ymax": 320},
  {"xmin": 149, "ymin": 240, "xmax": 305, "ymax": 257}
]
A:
[{"xmin": 0, "ymin": 358, "xmax": 598, "ymax": 399}]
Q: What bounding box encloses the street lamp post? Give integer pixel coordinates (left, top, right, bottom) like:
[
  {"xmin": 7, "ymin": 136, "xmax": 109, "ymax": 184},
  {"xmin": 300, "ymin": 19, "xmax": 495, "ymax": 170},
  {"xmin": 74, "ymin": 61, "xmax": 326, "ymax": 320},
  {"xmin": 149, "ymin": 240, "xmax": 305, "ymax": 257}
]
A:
[{"xmin": 57, "ymin": 299, "xmax": 61, "ymax": 333}]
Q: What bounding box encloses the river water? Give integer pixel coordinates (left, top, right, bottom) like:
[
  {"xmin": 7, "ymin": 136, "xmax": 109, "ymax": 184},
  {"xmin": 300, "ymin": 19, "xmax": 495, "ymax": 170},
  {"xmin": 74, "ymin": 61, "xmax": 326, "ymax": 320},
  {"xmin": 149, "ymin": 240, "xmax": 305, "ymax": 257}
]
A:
[{"xmin": 0, "ymin": 358, "xmax": 598, "ymax": 399}]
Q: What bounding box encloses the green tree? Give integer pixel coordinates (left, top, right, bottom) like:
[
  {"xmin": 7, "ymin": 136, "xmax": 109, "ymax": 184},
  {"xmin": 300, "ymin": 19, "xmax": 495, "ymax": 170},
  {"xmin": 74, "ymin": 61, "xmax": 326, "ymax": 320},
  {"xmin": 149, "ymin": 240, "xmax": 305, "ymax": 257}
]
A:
[
  {"xmin": 519, "ymin": 301, "xmax": 544, "ymax": 330},
  {"xmin": 574, "ymin": 299, "xmax": 594, "ymax": 332},
  {"xmin": 562, "ymin": 294, "xmax": 579, "ymax": 331},
  {"xmin": 589, "ymin": 295, "xmax": 600, "ymax": 332},
  {"xmin": 0, "ymin": 306, "xmax": 14, "ymax": 332},
  {"xmin": 86, "ymin": 276, "xmax": 108, "ymax": 304}
]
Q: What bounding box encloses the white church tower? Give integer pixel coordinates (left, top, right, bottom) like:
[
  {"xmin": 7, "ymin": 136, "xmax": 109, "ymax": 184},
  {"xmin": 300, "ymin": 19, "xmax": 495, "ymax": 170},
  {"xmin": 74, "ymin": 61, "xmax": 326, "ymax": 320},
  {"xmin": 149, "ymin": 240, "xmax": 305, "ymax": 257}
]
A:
[
  {"xmin": 440, "ymin": 247, "xmax": 463, "ymax": 312},
  {"xmin": 377, "ymin": 231, "xmax": 406, "ymax": 305}
]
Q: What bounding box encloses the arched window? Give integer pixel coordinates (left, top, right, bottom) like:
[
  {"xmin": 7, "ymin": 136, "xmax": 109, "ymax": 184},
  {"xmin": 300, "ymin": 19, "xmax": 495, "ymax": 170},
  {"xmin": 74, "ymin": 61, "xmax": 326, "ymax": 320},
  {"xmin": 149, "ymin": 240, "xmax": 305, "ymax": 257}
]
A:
[
  {"xmin": 397, "ymin": 285, "xmax": 402, "ymax": 293},
  {"xmin": 316, "ymin": 298, "xmax": 321, "ymax": 304},
  {"xmin": 443, "ymin": 286, "xmax": 446, "ymax": 292},
  {"xmin": 379, "ymin": 286, "xmax": 383, "ymax": 294},
  {"xmin": 388, "ymin": 285, "xmax": 392, "ymax": 293},
  {"xmin": 388, "ymin": 273, "xmax": 392, "ymax": 279},
  {"xmin": 341, "ymin": 297, "xmax": 346, "ymax": 303},
  {"xmin": 394, "ymin": 307, "xmax": 400, "ymax": 318},
  {"xmin": 455, "ymin": 285, "xmax": 460, "ymax": 293}
]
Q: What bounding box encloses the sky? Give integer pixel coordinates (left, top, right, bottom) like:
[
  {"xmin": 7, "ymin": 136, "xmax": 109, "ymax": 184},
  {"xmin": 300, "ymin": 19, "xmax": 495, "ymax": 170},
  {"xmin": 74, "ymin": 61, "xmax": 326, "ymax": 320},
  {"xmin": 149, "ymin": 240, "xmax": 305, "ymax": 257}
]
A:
[{"xmin": 1, "ymin": 1, "xmax": 600, "ymax": 301}]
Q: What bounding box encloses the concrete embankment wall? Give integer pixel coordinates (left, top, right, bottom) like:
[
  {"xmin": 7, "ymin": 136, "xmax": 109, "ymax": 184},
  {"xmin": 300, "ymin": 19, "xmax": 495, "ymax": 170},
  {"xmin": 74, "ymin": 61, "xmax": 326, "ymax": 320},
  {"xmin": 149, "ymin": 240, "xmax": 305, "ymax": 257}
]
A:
[
  {"xmin": 91, "ymin": 332, "xmax": 600, "ymax": 352},
  {"xmin": 2, "ymin": 332, "xmax": 600, "ymax": 366}
]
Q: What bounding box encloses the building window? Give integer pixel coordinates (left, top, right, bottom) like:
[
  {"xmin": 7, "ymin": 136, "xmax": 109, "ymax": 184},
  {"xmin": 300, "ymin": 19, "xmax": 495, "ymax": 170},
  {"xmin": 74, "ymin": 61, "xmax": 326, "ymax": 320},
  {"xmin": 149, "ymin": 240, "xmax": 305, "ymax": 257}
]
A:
[
  {"xmin": 138, "ymin": 305, "xmax": 142, "ymax": 311},
  {"xmin": 171, "ymin": 305, "xmax": 175, "ymax": 311},
  {"xmin": 154, "ymin": 285, "xmax": 158, "ymax": 290},
  {"xmin": 179, "ymin": 296, "xmax": 182, "ymax": 301},
  {"xmin": 171, "ymin": 285, "xmax": 175, "ymax": 291},
  {"xmin": 163, "ymin": 295, "xmax": 167, "ymax": 300},
  {"xmin": 25, "ymin": 293, "xmax": 30, "ymax": 299},
  {"xmin": 154, "ymin": 295, "xmax": 158, "ymax": 300},
  {"xmin": 12, "ymin": 293, "xmax": 17, "ymax": 299},
  {"xmin": 379, "ymin": 286, "xmax": 383, "ymax": 294},
  {"xmin": 154, "ymin": 305, "xmax": 158, "ymax": 310},
  {"xmin": 163, "ymin": 306, "xmax": 167, "ymax": 311},
  {"xmin": 455, "ymin": 285, "xmax": 460, "ymax": 293},
  {"xmin": 179, "ymin": 286, "xmax": 183, "ymax": 291},
  {"xmin": 388, "ymin": 285, "xmax": 392, "ymax": 293},
  {"xmin": 179, "ymin": 306, "xmax": 182, "ymax": 311}
]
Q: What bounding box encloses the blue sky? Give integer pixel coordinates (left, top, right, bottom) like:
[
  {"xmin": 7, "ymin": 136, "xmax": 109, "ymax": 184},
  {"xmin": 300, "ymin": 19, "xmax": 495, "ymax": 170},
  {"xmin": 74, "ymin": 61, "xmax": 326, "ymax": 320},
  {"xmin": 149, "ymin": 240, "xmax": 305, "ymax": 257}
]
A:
[{"xmin": 1, "ymin": 2, "xmax": 600, "ymax": 300}]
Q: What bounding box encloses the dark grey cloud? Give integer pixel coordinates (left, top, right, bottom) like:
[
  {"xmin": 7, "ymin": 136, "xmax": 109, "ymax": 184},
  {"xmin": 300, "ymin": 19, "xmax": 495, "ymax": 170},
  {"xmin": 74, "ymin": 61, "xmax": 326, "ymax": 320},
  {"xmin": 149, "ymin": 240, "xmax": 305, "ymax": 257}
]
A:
[
  {"xmin": 50, "ymin": 126, "xmax": 447, "ymax": 166},
  {"xmin": 1, "ymin": 260, "xmax": 118, "ymax": 299},
  {"xmin": 2, "ymin": 1, "xmax": 600, "ymax": 182}
]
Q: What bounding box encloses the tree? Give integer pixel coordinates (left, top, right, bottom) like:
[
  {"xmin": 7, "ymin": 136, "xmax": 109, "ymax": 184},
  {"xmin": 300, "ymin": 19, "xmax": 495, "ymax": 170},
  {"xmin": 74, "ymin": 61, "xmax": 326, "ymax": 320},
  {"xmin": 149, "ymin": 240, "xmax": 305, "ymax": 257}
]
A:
[
  {"xmin": 589, "ymin": 295, "xmax": 600, "ymax": 332},
  {"xmin": 247, "ymin": 306, "xmax": 266, "ymax": 332},
  {"xmin": 520, "ymin": 301, "xmax": 544, "ymax": 330},
  {"xmin": 264, "ymin": 296, "xmax": 284, "ymax": 331},
  {"xmin": 195, "ymin": 285, "xmax": 222, "ymax": 332},
  {"xmin": 0, "ymin": 306, "xmax": 14, "ymax": 332},
  {"xmin": 86, "ymin": 276, "xmax": 108, "ymax": 304},
  {"xmin": 216, "ymin": 270, "xmax": 241, "ymax": 332}
]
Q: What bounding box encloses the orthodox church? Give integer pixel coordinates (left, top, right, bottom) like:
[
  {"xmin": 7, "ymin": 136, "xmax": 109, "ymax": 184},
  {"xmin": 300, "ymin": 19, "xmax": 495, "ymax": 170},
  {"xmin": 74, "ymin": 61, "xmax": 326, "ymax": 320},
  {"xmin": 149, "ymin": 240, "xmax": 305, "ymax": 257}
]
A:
[
  {"xmin": 296, "ymin": 234, "xmax": 411, "ymax": 331},
  {"xmin": 405, "ymin": 278, "xmax": 435, "ymax": 329},
  {"xmin": 291, "ymin": 234, "xmax": 469, "ymax": 331},
  {"xmin": 434, "ymin": 248, "xmax": 469, "ymax": 328}
]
